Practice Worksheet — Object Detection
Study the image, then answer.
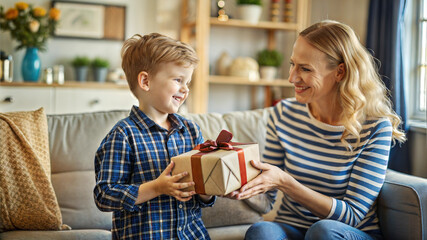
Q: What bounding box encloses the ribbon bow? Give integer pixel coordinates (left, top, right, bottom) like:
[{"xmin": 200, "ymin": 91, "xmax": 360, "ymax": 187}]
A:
[{"xmin": 198, "ymin": 130, "xmax": 234, "ymax": 152}]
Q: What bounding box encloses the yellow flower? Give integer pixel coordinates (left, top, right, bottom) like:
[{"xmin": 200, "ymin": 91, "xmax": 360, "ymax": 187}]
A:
[
  {"xmin": 15, "ymin": 2, "xmax": 29, "ymax": 11},
  {"xmin": 29, "ymin": 20, "xmax": 40, "ymax": 33},
  {"xmin": 5, "ymin": 8, "xmax": 18, "ymax": 20},
  {"xmin": 49, "ymin": 8, "xmax": 61, "ymax": 21},
  {"xmin": 32, "ymin": 7, "xmax": 46, "ymax": 17}
]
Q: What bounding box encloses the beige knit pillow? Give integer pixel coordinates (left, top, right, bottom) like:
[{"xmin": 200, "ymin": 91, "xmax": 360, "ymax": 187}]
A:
[{"xmin": 0, "ymin": 108, "xmax": 70, "ymax": 232}]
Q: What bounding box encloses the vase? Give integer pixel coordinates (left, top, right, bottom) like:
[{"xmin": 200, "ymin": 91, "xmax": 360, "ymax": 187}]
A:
[
  {"xmin": 21, "ymin": 47, "xmax": 41, "ymax": 82},
  {"xmin": 237, "ymin": 5, "xmax": 263, "ymax": 24},
  {"xmin": 93, "ymin": 67, "xmax": 108, "ymax": 82},
  {"xmin": 74, "ymin": 66, "xmax": 88, "ymax": 82},
  {"xmin": 259, "ymin": 66, "xmax": 277, "ymax": 81}
]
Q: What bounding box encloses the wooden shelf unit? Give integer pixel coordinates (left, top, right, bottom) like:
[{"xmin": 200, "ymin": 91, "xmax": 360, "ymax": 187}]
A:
[{"xmin": 180, "ymin": 0, "xmax": 310, "ymax": 113}]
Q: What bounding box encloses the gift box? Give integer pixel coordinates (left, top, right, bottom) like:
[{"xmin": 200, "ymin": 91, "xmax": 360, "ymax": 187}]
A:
[{"xmin": 171, "ymin": 130, "xmax": 261, "ymax": 195}]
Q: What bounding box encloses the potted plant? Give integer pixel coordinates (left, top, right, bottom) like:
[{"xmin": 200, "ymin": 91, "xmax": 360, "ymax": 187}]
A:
[
  {"xmin": 71, "ymin": 56, "xmax": 90, "ymax": 82},
  {"xmin": 257, "ymin": 49, "xmax": 283, "ymax": 81},
  {"xmin": 236, "ymin": 0, "xmax": 262, "ymax": 24},
  {"xmin": 91, "ymin": 57, "xmax": 109, "ymax": 82}
]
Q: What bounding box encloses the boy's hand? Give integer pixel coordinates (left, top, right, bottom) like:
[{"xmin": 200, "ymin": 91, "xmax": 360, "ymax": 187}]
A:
[{"xmin": 155, "ymin": 161, "xmax": 196, "ymax": 202}]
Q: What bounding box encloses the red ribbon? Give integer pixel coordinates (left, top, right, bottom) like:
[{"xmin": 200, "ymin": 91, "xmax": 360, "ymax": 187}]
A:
[{"xmin": 191, "ymin": 130, "xmax": 248, "ymax": 195}]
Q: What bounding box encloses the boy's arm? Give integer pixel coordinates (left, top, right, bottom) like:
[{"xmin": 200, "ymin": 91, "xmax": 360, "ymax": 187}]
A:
[{"xmin": 94, "ymin": 131, "xmax": 140, "ymax": 212}]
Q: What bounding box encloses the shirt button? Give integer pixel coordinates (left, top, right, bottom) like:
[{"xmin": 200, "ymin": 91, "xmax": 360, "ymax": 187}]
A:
[
  {"xmin": 179, "ymin": 204, "xmax": 183, "ymax": 209},
  {"xmin": 178, "ymin": 227, "xmax": 182, "ymax": 231}
]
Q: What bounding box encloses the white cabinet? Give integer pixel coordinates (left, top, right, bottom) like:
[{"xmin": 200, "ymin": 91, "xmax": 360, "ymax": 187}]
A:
[
  {"xmin": 0, "ymin": 83, "xmax": 138, "ymax": 114},
  {"xmin": 54, "ymin": 88, "xmax": 138, "ymax": 114},
  {"xmin": 0, "ymin": 86, "xmax": 54, "ymax": 113}
]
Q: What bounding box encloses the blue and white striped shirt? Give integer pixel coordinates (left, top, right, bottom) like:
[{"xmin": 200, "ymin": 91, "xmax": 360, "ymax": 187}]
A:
[
  {"xmin": 264, "ymin": 98, "xmax": 392, "ymax": 234},
  {"xmin": 94, "ymin": 106, "xmax": 214, "ymax": 240}
]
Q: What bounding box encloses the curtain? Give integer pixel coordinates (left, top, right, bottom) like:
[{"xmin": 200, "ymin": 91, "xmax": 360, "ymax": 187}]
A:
[{"xmin": 366, "ymin": 0, "xmax": 410, "ymax": 173}]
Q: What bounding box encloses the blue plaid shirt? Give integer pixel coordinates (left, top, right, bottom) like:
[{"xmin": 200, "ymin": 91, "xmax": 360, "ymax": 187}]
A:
[{"xmin": 94, "ymin": 106, "xmax": 215, "ymax": 240}]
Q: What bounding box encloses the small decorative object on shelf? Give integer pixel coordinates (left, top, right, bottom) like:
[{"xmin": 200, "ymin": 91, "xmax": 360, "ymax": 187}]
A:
[
  {"xmin": 283, "ymin": 0, "xmax": 292, "ymax": 22},
  {"xmin": 217, "ymin": 0, "xmax": 229, "ymax": 21},
  {"xmin": 0, "ymin": 51, "xmax": 13, "ymax": 82},
  {"xmin": 236, "ymin": 0, "xmax": 263, "ymax": 24},
  {"xmin": 0, "ymin": 2, "xmax": 60, "ymax": 82},
  {"xmin": 270, "ymin": 0, "xmax": 280, "ymax": 22},
  {"xmin": 216, "ymin": 51, "xmax": 233, "ymax": 75},
  {"xmin": 71, "ymin": 56, "xmax": 90, "ymax": 82},
  {"xmin": 53, "ymin": 65, "xmax": 64, "ymax": 84},
  {"xmin": 42, "ymin": 67, "xmax": 53, "ymax": 84},
  {"xmin": 229, "ymin": 57, "xmax": 260, "ymax": 82},
  {"xmin": 257, "ymin": 49, "xmax": 283, "ymax": 81},
  {"xmin": 91, "ymin": 57, "xmax": 109, "ymax": 83}
]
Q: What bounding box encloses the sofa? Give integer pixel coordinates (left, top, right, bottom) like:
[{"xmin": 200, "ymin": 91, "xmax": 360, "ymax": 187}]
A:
[{"xmin": 0, "ymin": 107, "xmax": 426, "ymax": 240}]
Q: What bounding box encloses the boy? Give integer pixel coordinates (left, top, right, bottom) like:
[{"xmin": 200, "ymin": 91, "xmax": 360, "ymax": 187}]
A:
[{"xmin": 93, "ymin": 33, "xmax": 215, "ymax": 240}]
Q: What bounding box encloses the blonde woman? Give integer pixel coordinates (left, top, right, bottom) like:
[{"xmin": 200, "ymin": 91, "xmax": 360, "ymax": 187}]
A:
[{"xmin": 233, "ymin": 20, "xmax": 406, "ymax": 240}]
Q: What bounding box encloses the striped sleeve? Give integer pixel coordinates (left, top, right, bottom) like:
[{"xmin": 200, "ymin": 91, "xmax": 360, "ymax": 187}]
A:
[
  {"xmin": 263, "ymin": 106, "xmax": 286, "ymax": 169},
  {"xmin": 326, "ymin": 120, "xmax": 392, "ymax": 226}
]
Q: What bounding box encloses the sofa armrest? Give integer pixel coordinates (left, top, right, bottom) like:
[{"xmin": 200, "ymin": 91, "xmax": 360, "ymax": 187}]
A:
[{"xmin": 378, "ymin": 169, "xmax": 427, "ymax": 240}]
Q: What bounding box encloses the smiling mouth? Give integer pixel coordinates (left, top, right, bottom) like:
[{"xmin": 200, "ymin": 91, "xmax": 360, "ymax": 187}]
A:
[
  {"xmin": 295, "ymin": 86, "xmax": 309, "ymax": 92},
  {"xmin": 173, "ymin": 96, "xmax": 182, "ymax": 102}
]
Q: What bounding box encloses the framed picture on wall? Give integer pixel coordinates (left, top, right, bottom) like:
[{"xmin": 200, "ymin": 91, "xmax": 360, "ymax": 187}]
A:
[{"xmin": 52, "ymin": 1, "xmax": 126, "ymax": 41}]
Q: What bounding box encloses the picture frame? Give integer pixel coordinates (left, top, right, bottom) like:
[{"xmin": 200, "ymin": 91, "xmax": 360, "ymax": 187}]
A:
[{"xmin": 52, "ymin": 1, "xmax": 126, "ymax": 41}]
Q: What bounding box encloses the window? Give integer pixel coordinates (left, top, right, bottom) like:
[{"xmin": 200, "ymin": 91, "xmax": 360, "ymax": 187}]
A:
[{"xmin": 413, "ymin": 0, "xmax": 427, "ymax": 121}]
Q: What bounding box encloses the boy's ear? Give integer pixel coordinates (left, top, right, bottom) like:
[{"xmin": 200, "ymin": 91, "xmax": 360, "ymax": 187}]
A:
[
  {"xmin": 137, "ymin": 71, "xmax": 150, "ymax": 91},
  {"xmin": 335, "ymin": 63, "xmax": 345, "ymax": 82}
]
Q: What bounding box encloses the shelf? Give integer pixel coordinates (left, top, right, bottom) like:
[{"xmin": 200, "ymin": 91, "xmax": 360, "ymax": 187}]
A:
[
  {"xmin": 209, "ymin": 75, "xmax": 293, "ymax": 87},
  {"xmin": 0, "ymin": 81, "xmax": 130, "ymax": 89},
  {"xmin": 210, "ymin": 18, "xmax": 299, "ymax": 30}
]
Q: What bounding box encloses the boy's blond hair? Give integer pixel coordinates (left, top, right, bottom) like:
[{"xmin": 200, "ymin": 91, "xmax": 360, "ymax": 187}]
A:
[{"xmin": 121, "ymin": 33, "xmax": 199, "ymax": 96}]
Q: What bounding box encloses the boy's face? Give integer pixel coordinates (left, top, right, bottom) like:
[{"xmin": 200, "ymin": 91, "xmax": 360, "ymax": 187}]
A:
[{"xmin": 142, "ymin": 62, "xmax": 194, "ymax": 115}]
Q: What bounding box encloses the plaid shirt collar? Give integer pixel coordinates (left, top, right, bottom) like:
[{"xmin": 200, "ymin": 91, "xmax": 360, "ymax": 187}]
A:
[{"xmin": 129, "ymin": 105, "xmax": 184, "ymax": 132}]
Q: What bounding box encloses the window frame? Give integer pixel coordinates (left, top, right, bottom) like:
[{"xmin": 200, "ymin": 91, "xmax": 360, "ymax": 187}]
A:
[{"xmin": 409, "ymin": 0, "xmax": 427, "ymax": 121}]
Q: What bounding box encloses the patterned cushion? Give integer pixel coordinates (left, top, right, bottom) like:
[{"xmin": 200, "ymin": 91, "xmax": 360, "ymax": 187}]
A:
[{"xmin": 0, "ymin": 108, "xmax": 69, "ymax": 232}]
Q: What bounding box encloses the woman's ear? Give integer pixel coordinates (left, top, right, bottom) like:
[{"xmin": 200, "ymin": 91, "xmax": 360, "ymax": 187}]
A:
[
  {"xmin": 336, "ymin": 63, "xmax": 345, "ymax": 82},
  {"xmin": 138, "ymin": 71, "xmax": 150, "ymax": 91}
]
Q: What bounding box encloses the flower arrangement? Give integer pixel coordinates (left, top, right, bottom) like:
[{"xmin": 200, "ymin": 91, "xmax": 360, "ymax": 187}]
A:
[{"xmin": 0, "ymin": 2, "xmax": 60, "ymax": 51}]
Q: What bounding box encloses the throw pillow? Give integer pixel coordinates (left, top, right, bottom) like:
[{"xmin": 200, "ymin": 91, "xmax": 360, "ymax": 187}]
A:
[{"xmin": 0, "ymin": 108, "xmax": 70, "ymax": 232}]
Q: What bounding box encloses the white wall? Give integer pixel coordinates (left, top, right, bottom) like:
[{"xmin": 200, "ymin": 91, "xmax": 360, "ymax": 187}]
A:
[{"xmin": 0, "ymin": 0, "xmax": 157, "ymax": 82}]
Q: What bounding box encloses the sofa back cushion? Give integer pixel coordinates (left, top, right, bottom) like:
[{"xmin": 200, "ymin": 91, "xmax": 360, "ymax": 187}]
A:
[{"xmin": 47, "ymin": 110, "xmax": 129, "ymax": 230}]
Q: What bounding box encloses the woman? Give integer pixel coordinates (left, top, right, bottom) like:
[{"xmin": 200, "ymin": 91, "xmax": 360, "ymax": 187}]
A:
[{"xmin": 233, "ymin": 20, "xmax": 406, "ymax": 240}]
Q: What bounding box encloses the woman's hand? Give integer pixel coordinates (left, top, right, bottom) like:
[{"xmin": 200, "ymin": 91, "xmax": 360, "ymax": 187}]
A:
[{"xmin": 235, "ymin": 160, "xmax": 288, "ymax": 200}]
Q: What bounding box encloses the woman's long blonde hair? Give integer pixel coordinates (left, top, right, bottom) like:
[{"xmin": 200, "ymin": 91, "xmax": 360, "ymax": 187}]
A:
[{"xmin": 300, "ymin": 20, "xmax": 406, "ymax": 148}]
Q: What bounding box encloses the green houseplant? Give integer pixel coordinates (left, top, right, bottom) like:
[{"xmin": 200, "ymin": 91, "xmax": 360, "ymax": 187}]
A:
[
  {"xmin": 257, "ymin": 49, "xmax": 284, "ymax": 81},
  {"xmin": 71, "ymin": 56, "xmax": 90, "ymax": 82},
  {"xmin": 91, "ymin": 57, "xmax": 109, "ymax": 82},
  {"xmin": 257, "ymin": 49, "xmax": 283, "ymax": 67},
  {"xmin": 237, "ymin": 0, "xmax": 262, "ymax": 5},
  {"xmin": 236, "ymin": 0, "xmax": 262, "ymax": 24}
]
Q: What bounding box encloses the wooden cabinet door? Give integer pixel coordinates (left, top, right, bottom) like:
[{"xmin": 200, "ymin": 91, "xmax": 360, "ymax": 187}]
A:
[{"xmin": 54, "ymin": 88, "xmax": 138, "ymax": 114}]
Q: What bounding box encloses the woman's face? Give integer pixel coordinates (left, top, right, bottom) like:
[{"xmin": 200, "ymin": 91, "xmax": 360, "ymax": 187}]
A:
[{"xmin": 288, "ymin": 37, "xmax": 342, "ymax": 106}]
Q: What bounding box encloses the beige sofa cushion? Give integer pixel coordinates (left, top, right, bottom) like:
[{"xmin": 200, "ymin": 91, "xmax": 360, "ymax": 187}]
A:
[{"xmin": 47, "ymin": 110, "xmax": 129, "ymax": 230}]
